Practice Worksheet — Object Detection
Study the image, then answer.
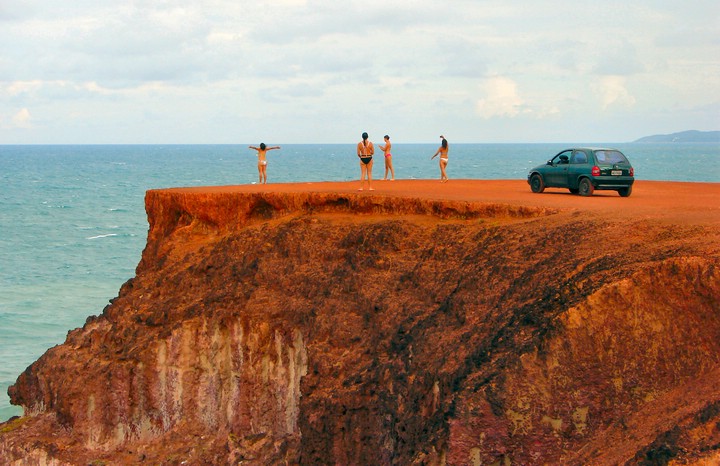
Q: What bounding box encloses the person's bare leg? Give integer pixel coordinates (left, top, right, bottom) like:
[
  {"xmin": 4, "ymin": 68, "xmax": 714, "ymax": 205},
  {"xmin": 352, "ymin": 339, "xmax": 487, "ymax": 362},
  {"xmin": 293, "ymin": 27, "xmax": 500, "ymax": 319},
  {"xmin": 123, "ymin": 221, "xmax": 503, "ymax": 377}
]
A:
[
  {"xmin": 359, "ymin": 162, "xmax": 366, "ymax": 190},
  {"xmin": 368, "ymin": 159, "xmax": 374, "ymax": 190}
]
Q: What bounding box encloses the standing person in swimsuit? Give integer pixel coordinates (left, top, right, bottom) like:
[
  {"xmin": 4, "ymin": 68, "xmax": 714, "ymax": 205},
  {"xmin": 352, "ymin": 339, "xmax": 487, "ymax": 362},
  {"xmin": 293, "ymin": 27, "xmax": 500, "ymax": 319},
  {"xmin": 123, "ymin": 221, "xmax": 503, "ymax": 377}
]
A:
[
  {"xmin": 431, "ymin": 135, "xmax": 449, "ymax": 182},
  {"xmin": 378, "ymin": 134, "xmax": 395, "ymax": 180},
  {"xmin": 248, "ymin": 143, "xmax": 280, "ymax": 184},
  {"xmin": 357, "ymin": 132, "xmax": 375, "ymax": 191}
]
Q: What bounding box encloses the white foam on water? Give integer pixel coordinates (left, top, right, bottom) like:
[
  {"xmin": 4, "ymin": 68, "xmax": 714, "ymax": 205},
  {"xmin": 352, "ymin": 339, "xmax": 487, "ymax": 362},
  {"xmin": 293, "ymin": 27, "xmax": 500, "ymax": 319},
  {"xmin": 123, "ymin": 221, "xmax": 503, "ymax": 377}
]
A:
[{"xmin": 86, "ymin": 233, "xmax": 119, "ymax": 240}]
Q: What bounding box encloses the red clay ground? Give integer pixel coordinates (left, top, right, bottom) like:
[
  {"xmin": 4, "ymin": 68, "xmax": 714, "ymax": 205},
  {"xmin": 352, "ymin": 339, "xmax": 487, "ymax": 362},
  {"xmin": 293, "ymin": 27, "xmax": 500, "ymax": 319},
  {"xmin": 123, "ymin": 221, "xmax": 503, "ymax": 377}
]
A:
[{"xmin": 168, "ymin": 179, "xmax": 720, "ymax": 226}]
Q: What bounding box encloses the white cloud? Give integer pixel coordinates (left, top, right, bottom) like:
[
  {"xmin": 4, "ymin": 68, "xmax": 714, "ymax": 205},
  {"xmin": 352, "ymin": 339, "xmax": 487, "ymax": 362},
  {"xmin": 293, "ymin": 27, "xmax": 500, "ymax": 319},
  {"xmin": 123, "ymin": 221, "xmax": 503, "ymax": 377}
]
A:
[
  {"xmin": 11, "ymin": 108, "xmax": 32, "ymax": 128},
  {"xmin": 0, "ymin": 0, "xmax": 717, "ymax": 143},
  {"xmin": 476, "ymin": 77, "xmax": 526, "ymax": 118},
  {"xmin": 5, "ymin": 80, "xmax": 44, "ymax": 96},
  {"xmin": 594, "ymin": 76, "xmax": 637, "ymax": 110}
]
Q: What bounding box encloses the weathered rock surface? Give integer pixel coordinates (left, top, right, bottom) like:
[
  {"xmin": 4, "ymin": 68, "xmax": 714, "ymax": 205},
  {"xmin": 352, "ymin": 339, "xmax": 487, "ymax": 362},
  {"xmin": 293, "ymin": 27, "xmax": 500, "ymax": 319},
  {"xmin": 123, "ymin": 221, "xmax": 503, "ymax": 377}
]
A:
[{"xmin": 2, "ymin": 181, "xmax": 719, "ymax": 465}]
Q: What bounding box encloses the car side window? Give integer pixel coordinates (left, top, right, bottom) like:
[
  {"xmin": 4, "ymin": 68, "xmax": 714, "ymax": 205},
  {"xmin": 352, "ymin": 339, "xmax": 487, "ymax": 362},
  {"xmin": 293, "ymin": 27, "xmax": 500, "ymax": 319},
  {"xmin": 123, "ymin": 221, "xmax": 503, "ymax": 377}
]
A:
[
  {"xmin": 553, "ymin": 150, "xmax": 572, "ymax": 164},
  {"xmin": 571, "ymin": 151, "xmax": 587, "ymax": 164}
]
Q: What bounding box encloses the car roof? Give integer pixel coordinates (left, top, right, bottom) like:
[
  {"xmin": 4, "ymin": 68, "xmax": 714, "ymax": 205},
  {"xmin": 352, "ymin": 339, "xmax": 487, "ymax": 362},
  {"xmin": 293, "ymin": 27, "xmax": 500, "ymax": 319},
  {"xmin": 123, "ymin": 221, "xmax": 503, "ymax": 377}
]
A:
[{"xmin": 566, "ymin": 147, "xmax": 620, "ymax": 151}]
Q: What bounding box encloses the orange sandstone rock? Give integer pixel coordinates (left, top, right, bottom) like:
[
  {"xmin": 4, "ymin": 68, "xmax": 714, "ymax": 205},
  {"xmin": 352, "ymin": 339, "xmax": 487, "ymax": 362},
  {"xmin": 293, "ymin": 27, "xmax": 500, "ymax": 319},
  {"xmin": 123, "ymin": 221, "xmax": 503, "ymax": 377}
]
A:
[{"xmin": 1, "ymin": 180, "xmax": 719, "ymax": 465}]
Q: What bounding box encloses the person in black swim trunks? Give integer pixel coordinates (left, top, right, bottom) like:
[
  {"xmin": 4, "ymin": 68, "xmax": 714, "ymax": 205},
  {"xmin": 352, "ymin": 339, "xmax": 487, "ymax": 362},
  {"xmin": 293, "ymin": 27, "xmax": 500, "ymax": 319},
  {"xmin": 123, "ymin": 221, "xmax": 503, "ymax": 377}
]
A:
[{"xmin": 357, "ymin": 131, "xmax": 375, "ymax": 191}]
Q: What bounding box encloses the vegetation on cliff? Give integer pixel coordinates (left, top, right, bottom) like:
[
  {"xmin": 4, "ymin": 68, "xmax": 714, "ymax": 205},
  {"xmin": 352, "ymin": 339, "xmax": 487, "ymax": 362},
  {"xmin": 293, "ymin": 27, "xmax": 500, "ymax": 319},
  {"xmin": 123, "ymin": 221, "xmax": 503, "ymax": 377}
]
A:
[{"xmin": 633, "ymin": 130, "xmax": 720, "ymax": 143}]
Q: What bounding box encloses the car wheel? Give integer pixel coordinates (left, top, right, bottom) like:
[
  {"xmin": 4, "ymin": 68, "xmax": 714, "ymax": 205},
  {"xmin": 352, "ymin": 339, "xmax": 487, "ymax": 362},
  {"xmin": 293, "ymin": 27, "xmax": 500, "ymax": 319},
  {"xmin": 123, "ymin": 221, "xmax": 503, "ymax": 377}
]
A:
[
  {"xmin": 618, "ymin": 186, "xmax": 632, "ymax": 197},
  {"xmin": 530, "ymin": 174, "xmax": 545, "ymax": 193},
  {"xmin": 578, "ymin": 178, "xmax": 594, "ymax": 196}
]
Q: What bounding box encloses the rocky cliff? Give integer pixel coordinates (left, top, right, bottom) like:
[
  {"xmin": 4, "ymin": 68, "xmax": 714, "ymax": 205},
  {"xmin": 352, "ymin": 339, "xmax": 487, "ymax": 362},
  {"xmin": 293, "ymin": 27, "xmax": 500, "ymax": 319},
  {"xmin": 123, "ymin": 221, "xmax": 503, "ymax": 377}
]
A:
[{"xmin": 2, "ymin": 182, "xmax": 719, "ymax": 465}]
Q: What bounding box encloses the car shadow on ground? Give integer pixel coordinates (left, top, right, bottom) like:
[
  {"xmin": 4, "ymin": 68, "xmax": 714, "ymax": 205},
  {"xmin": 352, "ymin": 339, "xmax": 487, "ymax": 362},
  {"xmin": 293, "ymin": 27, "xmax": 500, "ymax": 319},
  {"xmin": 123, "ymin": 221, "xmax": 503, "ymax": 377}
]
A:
[{"xmin": 533, "ymin": 190, "xmax": 624, "ymax": 198}]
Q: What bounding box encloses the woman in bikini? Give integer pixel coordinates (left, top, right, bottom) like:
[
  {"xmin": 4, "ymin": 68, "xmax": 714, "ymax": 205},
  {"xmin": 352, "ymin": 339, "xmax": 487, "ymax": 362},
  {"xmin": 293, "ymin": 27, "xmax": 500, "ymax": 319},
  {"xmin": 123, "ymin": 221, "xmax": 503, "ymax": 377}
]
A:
[
  {"xmin": 378, "ymin": 134, "xmax": 395, "ymax": 180},
  {"xmin": 431, "ymin": 135, "xmax": 449, "ymax": 182},
  {"xmin": 357, "ymin": 132, "xmax": 374, "ymax": 190},
  {"xmin": 248, "ymin": 143, "xmax": 280, "ymax": 184}
]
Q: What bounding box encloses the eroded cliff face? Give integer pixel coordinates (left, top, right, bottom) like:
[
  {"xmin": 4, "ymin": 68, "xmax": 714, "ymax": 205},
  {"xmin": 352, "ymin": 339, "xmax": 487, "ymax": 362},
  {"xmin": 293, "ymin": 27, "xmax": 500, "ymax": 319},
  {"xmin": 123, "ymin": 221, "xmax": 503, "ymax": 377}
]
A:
[{"xmin": 2, "ymin": 189, "xmax": 719, "ymax": 465}]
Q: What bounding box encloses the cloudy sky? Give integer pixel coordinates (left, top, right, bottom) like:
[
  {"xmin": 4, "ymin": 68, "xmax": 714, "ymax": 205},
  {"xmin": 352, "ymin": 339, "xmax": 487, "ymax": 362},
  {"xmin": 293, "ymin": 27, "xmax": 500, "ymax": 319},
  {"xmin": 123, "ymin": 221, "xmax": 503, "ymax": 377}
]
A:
[{"xmin": 1, "ymin": 0, "xmax": 718, "ymax": 144}]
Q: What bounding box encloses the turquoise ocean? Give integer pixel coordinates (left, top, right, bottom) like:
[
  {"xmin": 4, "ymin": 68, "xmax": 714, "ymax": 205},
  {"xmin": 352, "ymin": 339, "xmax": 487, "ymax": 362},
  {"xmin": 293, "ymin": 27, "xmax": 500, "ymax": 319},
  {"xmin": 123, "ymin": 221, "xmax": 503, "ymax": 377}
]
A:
[{"xmin": 1, "ymin": 142, "xmax": 719, "ymax": 421}]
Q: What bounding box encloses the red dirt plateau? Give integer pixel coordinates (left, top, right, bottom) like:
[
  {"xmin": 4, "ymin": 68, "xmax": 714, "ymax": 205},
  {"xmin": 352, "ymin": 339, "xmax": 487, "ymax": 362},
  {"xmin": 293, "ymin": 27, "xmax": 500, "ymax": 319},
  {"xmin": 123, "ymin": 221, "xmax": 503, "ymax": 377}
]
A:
[{"xmin": 2, "ymin": 180, "xmax": 719, "ymax": 465}]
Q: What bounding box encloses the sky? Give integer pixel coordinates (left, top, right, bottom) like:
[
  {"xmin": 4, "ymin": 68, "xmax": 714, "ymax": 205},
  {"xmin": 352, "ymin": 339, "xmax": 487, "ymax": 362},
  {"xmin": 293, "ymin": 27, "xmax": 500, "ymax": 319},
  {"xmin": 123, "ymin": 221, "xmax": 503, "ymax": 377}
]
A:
[{"xmin": 1, "ymin": 0, "xmax": 719, "ymax": 144}]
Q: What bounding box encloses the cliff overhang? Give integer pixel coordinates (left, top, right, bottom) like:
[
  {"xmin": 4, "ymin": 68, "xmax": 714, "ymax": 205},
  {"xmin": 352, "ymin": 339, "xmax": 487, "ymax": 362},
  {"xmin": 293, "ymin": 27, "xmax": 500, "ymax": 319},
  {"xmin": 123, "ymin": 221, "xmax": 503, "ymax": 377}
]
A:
[{"xmin": 2, "ymin": 183, "xmax": 719, "ymax": 464}]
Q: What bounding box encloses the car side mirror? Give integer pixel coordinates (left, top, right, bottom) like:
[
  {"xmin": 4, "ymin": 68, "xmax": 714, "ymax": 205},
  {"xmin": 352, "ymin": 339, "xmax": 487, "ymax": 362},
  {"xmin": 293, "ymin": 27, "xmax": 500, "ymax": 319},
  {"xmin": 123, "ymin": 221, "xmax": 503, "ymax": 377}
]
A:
[{"xmin": 546, "ymin": 160, "xmax": 553, "ymax": 166}]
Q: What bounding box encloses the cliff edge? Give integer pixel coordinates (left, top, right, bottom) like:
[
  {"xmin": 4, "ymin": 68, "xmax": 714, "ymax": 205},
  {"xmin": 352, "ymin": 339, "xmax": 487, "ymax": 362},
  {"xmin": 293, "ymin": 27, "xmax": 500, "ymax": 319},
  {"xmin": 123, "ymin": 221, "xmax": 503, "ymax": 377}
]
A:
[{"xmin": 2, "ymin": 180, "xmax": 719, "ymax": 465}]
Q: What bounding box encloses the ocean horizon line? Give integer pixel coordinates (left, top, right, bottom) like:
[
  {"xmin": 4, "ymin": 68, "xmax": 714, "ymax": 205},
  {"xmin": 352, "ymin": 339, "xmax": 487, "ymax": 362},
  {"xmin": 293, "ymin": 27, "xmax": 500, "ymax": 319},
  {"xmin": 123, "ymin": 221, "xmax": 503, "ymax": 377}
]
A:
[{"xmin": 4, "ymin": 141, "xmax": 719, "ymax": 147}]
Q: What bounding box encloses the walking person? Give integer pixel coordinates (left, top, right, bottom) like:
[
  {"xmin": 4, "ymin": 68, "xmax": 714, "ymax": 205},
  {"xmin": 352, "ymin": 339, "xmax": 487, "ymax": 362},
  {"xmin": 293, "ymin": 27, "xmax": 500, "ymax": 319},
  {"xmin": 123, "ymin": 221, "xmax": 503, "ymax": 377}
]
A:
[
  {"xmin": 379, "ymin": 134, "xmax": 395, "ymax": 180},
  {"xmin": 431, "ymin": 135, "xmax": 449, "ymax": 182},
  {"xmin": 357, "ymin": 132, "xmax": 375, "ymax": 190},
  {"xmin": 248, "ymin": 143, "xmax": 281, "ymax": 184}
]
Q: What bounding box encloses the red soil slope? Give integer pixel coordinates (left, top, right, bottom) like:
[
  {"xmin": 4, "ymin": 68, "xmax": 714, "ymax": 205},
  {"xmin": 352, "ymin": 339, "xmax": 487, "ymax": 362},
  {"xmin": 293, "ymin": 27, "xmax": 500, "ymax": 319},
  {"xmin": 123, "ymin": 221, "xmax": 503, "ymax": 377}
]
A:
[{"xmin": 1, "ymin": 180, "xmax": 719, "ymax": 465}]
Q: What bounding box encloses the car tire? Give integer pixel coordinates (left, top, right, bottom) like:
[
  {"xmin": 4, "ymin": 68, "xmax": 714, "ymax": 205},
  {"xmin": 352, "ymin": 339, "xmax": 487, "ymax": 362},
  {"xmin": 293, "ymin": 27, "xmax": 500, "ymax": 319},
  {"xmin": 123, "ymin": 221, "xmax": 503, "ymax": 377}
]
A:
[
  {"xmin": 578, "ymin": 178, "xmax": 594, "ymax": 196},
  {"xmin": 618, "ymin": 186, "xmax": 632, "ymax": 197},
  {"xmin": 530, "ymin": 174, "xmax": 545, "ymax": 193}
]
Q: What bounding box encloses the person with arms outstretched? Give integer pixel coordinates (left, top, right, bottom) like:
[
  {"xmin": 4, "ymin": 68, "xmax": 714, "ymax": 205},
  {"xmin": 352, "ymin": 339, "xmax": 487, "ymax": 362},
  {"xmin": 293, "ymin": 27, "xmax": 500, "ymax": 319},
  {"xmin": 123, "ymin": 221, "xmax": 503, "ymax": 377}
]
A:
[{"xmin": 248, "ymin": 143, "xmax": 281, "ymax": 184}]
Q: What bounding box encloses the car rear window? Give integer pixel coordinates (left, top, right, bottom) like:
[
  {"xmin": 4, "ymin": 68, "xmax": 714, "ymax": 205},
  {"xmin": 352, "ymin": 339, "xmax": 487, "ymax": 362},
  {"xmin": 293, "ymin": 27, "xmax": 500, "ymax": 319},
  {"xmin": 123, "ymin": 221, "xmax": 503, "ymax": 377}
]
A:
[{"xmin": 594, "ymin": 150, "xmax": 628, "ymax": 164}]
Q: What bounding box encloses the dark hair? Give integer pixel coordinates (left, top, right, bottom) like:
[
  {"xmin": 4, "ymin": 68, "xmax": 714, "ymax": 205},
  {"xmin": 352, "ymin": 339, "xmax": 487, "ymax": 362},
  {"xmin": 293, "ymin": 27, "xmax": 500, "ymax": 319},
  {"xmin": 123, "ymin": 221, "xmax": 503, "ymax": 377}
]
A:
[
  {"xmin": 362, "ymin": 132, "xmax": 368, "ymax": 140},
  {"xmin": 441, "ymin": 137, "xmax": 448, "ymax": 149},
  {"xmin": 384, "ymin": 135, "xmax": 389, "ymax": 139},
  {"xmin": 260, "ymin": 143, "xmax": 266, "ymax": 150}
]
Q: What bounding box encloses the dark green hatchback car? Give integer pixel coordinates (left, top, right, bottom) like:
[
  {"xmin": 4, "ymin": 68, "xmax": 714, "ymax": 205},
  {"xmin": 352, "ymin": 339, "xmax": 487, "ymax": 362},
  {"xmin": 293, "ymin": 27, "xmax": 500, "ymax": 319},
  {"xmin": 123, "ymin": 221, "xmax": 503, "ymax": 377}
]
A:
[{"xmin": 527, "ymin": 147, "xmax": 635, "ymax": 197}]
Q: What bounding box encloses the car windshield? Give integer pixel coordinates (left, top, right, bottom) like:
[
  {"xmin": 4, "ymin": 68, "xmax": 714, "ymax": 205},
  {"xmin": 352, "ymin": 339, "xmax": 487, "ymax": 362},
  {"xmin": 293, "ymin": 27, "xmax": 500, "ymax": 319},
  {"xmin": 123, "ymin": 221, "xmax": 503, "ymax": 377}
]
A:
[{"xmin": 594, "ymin": 150, "xmax": 628, "ymax": 164}]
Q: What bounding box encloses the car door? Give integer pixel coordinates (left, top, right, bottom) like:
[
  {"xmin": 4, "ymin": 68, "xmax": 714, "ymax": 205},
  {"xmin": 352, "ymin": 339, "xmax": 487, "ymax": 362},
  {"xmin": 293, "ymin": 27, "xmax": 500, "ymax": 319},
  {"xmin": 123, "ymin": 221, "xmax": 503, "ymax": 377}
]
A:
[
  {"xmin": 567, "ymin": 149, "xmax": 590, "ymax": 189},
  {"xmin": 545, "ymin": 150, "xmax": 573, "ymax": 187}
]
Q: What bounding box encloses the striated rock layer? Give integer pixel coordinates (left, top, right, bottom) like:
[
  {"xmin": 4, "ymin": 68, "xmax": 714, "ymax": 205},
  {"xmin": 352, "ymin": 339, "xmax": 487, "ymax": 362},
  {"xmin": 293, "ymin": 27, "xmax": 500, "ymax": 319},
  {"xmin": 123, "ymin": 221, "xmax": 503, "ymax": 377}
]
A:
[{"xmin": 2, "ymin": 181, "xmax": 720, "ymax": 465}]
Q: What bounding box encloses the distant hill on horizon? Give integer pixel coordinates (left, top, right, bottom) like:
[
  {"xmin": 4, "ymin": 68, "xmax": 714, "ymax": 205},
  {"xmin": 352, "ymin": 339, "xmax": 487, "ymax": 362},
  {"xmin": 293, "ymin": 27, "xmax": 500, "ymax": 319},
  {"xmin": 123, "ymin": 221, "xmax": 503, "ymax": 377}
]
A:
[{"xmin": 634, "ymin": 130, "xmax": 720, "ymax": 143}]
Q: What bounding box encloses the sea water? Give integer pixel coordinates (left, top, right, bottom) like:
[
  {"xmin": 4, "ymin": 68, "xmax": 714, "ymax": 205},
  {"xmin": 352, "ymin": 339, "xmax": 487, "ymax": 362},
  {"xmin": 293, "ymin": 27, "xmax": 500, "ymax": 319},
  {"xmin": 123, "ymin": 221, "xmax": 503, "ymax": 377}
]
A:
[{"xmin": 1, "ymin": 142, "xmax": 718, "ymax": 421}]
